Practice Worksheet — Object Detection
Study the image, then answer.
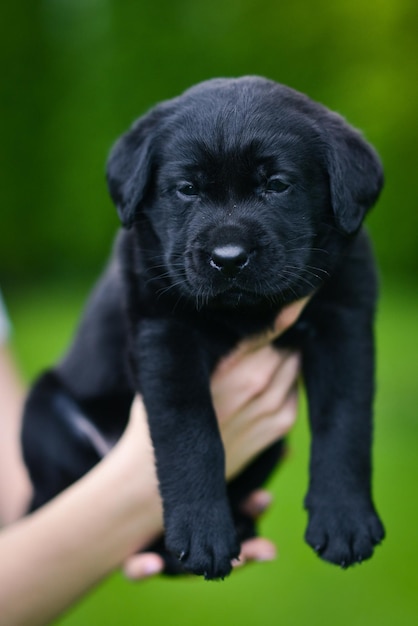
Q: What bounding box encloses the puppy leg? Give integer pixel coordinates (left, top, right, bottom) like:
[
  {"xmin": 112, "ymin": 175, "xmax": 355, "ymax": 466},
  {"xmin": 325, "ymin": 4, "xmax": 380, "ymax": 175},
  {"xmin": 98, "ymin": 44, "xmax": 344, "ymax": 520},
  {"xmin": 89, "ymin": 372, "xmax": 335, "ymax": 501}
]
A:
[
  {"xmin": 136, "ymin": 318, "xmax": 240, "ymax": 580},
  {"xmin": 302, "ymin": 294, "xmax": 385, "ymax": 567},
  {"xmin": 22, "ymin": 372, "xmax": 103, "ymax": 510}
]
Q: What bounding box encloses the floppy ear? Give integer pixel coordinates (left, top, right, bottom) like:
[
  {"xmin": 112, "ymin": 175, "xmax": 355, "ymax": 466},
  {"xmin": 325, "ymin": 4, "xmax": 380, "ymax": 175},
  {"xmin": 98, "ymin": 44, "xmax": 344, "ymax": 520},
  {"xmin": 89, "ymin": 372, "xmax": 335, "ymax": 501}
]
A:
[
  {"xmin": 106, "ymin": 104, "xmax": 169, "ymax": 228},
  {"xmin": 322, "ymin": 112, "xmax": 384, "ymax": 235}
]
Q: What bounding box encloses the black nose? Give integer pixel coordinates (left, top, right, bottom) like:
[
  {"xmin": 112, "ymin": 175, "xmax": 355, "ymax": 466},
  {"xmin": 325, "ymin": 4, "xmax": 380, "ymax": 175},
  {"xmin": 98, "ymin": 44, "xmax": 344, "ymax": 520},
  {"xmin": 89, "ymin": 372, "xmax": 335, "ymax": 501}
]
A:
[{"xmin": 210, "ymin": 244, "xmax": 249, "ymax": 277}]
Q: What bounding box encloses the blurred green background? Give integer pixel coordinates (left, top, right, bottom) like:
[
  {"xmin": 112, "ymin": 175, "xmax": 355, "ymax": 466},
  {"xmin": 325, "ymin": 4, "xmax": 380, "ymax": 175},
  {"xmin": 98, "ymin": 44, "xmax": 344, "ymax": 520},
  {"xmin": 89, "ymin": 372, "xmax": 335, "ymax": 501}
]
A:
[{"xmin": 1, "ymin": 0, "xmax": 417, "ymax": 624}]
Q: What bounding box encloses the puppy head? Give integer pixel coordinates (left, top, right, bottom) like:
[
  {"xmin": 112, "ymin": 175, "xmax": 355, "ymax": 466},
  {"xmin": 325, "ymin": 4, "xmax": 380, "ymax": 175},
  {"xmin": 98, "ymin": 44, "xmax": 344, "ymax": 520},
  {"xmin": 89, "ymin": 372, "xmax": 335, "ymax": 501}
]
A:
[{"xmin": 107, "ymin": 77, "xmax": 383, "ymax": 307}]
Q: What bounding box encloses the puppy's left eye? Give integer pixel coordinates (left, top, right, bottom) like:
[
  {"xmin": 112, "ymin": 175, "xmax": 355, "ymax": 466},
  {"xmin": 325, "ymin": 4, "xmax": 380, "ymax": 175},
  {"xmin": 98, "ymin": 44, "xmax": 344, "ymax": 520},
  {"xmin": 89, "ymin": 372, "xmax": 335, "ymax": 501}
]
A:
[
  {"xmin": 266, "ymin": 177, "xmax": 290, "ymax": 193},
  {"xmin": 177, "ymin": 183, "xmax": 198, "ymax": 198}
]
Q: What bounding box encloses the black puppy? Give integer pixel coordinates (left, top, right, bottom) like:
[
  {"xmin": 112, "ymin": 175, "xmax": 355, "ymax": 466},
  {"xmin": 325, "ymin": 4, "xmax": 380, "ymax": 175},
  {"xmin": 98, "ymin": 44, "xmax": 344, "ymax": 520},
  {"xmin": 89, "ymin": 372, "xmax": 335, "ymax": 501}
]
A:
[{"xmin": 22, "ymin": 76, "xmax": 385, "ymax": 580}]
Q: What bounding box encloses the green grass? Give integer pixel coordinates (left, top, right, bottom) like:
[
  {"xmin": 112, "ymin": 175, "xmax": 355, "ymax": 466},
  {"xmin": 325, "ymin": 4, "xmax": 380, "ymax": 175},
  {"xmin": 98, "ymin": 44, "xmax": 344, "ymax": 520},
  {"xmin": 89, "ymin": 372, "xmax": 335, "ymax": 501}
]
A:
[{"xmin": 6, "ymin": 277, "xmax": 418, "ymax": 626}]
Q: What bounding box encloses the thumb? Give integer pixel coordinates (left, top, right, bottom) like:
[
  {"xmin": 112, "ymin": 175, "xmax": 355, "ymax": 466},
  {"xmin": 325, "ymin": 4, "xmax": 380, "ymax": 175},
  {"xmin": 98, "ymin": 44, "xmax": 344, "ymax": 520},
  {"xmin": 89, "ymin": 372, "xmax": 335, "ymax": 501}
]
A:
[{"xmin": 235, "ymin": 295, "xmax": 311, "ymax": 356}]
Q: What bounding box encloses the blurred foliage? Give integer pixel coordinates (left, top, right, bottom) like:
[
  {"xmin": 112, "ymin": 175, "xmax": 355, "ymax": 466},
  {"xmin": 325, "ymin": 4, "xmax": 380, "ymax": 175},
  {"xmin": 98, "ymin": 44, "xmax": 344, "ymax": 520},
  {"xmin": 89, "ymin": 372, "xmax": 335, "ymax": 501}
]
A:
[{"xmin": 0, "ymin": 0, "xmax": 417, "ymax": 281}]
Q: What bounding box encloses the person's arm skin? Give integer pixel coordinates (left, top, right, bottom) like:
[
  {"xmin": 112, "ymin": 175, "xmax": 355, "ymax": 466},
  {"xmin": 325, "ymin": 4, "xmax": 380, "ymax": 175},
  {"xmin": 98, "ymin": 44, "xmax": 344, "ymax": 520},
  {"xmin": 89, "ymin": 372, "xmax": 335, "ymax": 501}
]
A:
[
  {"xmin": 0, "ymin": 345, "xmax": 31, "ymax": 524},
  {"xmin": 0, "ymin": 298, "xmax": 307, "ymax": 626}
]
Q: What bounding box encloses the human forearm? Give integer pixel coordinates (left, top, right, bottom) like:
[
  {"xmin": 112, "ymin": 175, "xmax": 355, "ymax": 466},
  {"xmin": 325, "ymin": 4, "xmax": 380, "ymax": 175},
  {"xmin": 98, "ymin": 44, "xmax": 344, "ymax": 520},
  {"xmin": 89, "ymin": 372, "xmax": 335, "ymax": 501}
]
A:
[
  {"xmin": 0, "ymin": 403, "xmax": 162, "ymax": 626},
  {"xmin": 0, "ymin": 345, "xmax": 31, "ymax": 525}
]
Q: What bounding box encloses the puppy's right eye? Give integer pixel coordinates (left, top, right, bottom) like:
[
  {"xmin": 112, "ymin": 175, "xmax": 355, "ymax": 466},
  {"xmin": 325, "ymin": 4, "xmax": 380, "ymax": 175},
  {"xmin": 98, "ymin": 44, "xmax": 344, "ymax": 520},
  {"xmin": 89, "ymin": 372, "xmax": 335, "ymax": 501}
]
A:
[
  {"xmin": 177, "ymin": 183, "xmax": 198, "ymax": 198},
  {"xmin": 266, "ymin": 177, "xmax": 290, "ymax": 193}
]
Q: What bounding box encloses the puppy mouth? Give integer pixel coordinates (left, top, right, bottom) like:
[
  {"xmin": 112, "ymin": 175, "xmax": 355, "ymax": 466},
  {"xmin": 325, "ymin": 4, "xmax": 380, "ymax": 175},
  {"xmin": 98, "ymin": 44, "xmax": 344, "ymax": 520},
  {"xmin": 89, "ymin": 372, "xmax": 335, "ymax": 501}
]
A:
[
  {"xmin": 183, "ymin": 271, "xmax": 283, "ymax": 308},
  {"xmin": 210, "ymin": 285, "xmax": 268, "ymax": 307},
  {"xmin": 181, "ymin": 260, "xmax": 315, "ymax": 309},
  {"xmin": 176, "ymin": 235, "xmax": 315, "ymax": 308}
]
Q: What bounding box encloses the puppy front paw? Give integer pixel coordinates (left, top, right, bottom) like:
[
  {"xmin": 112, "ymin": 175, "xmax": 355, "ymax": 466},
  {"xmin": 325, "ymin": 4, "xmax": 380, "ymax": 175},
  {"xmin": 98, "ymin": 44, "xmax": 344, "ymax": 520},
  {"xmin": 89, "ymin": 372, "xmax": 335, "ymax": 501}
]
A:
[
  {"xmin": 305, "ymin": 499, "xmax": 385, "ymax": 567},
  {"xmin": 165, "ymin": 502, "xmax": 240, "ymax": 580}
]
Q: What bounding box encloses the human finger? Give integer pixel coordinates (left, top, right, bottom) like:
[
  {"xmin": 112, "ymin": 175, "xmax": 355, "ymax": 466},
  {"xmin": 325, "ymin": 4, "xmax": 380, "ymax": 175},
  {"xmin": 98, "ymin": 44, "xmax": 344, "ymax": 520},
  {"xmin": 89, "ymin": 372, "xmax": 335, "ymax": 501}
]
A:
[
  {"xmin": 239, "ymin": 489, "xmax": 273, "ymax": 519},
  {"xmin": 273, "ymin": 295, "xmax": 311, "ymax": 336},
  {"xmin": 123, "ymin": 553, "xmax": 165, "ymax": 581},
  {"xmin": 234, "ymin": 352, "xmax": 300, "ymax": 430},
  {"xmin": 224, "ymin": 386, "xmax": 298, "ymax": 480},
  {"xmin": 220, "ymin": 351, "xmax": 300, "ymax": 462},
  {"xmin": 212, "ymin": 345, "xmax": 287, "ymax": 422},
  {"xmin": 225, "ymin": 295, "xmax": 311, "ymax": 362},
  {"xmin": 233, "ymin": 537, "xmax": 277, "ymax": 568}
]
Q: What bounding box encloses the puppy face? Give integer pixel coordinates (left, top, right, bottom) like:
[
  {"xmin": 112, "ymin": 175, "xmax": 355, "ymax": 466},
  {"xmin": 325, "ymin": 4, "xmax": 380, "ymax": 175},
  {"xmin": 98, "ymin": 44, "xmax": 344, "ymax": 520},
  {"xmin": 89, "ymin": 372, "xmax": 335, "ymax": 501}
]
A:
[
  {"xmin": 107, "ymin": 77, "xmax": 383, "ymax": 308},
  {"xmin": 154, "ymin": 115, "xmax": 329, "ymax": 307}
]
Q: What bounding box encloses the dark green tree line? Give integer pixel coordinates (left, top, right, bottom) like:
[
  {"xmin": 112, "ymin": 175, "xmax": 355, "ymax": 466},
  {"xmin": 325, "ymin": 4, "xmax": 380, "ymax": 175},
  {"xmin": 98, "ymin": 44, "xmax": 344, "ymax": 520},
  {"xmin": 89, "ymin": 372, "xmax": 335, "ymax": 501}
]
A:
[{"xmin": 1, "ymin": 0, "xmax": 417, "ymax": 280}]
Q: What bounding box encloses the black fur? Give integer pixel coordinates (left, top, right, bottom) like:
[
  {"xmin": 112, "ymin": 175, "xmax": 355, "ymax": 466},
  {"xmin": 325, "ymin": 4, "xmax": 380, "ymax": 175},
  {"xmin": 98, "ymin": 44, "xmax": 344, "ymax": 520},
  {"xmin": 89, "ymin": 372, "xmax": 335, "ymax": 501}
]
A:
[{"xmin": 22, "ymin": 77, "xmax": 385, "ymax": 579}]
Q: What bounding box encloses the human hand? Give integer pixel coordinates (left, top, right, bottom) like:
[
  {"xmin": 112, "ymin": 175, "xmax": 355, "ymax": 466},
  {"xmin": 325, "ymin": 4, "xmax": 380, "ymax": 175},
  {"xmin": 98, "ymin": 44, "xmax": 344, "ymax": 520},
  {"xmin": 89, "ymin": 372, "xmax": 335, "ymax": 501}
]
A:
[{"xmin": 123, "ymin": 297, "xmax": 308, "ymax": 580}]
